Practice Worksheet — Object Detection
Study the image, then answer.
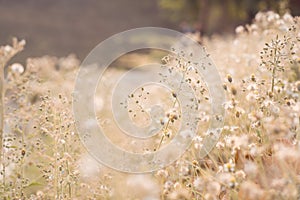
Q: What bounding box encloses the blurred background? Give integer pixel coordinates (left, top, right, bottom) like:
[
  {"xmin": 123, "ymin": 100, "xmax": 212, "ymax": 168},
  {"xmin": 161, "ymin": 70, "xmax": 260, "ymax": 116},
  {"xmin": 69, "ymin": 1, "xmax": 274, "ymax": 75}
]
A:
[{"xmin": 0, "ymin": 0, "xmax": 299, "ymax": 61}]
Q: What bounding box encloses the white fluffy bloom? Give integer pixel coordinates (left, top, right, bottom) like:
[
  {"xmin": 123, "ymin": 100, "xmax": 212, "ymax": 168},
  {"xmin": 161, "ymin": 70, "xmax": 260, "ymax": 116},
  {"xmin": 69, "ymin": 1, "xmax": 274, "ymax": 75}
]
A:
[
  {"xmin": 4, "ymin": 45, "xmax": 12, "ymax": 53},
  {"xmin": 235, "ymin": 25, "xmax": 245, "ymax": 34},
  {"xmin": 11, "ymin": 63, "xmax": 24, "ymax": 74}
]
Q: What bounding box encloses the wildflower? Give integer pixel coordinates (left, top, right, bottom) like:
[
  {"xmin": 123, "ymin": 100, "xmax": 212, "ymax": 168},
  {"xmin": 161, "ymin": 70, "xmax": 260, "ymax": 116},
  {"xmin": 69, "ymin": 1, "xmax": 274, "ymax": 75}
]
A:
[
  {"xmin": 58, "ymin": 54, "xmax": 79, "ymax": 71},
  {"xmin": 251, "ymin": 121, "xmax": 261, "ymax": 128},
  {"xmin": 161, "ymin": 55, "xmax": 170, "ymax": 64},
  {"xmin": 274, "ymin": 85, "xmax": 282, "ymax": 93},
  {"xmin": 248, "ymin": 143, "xmax": 257, "ymax": 156},
  {"xmin": 193, "ymin": 136, "xmax": 203, "ymax": 149},
  {"xmin": 216, "ymin": 141, "xmax": 225, "ymax": 149},
  {"xmin": 223, "ymin": 99, "xmax": 236, "ymax": 110},
  {"xmin": 246, "ymin": 83, "xmax": 257, "ymax": 91},
  {"xmin": 229, "ymin": 177, "xmax": 237, "ymax": 188},
  {"xmin": 263, "ymin": 100, "xmax": 280, "ymax": 114},
  {"xmin": 179, "ymin": 165, "xmax": 189, "ymax": 176},
  {"xmin": 166, "ymin": 109, "xmax": 179, "ymax": 123},
  {"xmin": 160, "ymin": 117, "xmax": 168, "ymax": 125},
  {"xmin": 193, "ymin": 177, "xmax": 204, "ymax": 191},
  {"xmin": 164, "ymin": 180, "xmax": 174, "ymax": 190},
  {"xmin": 223, "ymin": 126, "xmax": 239, "ymax": 132},
  {"xmin": 36, "ymin": 191, "xmax": 44, "ymax": 198},
  {"xmin": 4, "ymin": 45, "xmax": 12, "ymax": 54},
  {"xmin": 193, "ymin": 135, "xmax": 203, "ymax": 143},
  {"xmin": 246, "ymin": 92, "xmax": 258, "ymax": 102},
  {"xmin": 235, "ymin": 170, "xmax": 246, "ymax": 180},
  {"xmin": 218, "ymin": 173, "xmax": 237, "ymax": 189},
  {"xmin": 235, "ymin": 26, "xmax": 245, "ymax": 34},
  {"xmin": 283, "ymin": 12, "xmax": 293, "ymax": 23},
  {"xmin": 11, "ymin": 63, "xmax": 24, "ymax": 74},
  {"xmin": 250, "ymin": 24, "xmax": 258, "ymax": 33},
  {"xmin": 224, "ymin": 159, "xmax": 235, "ymax": 173},
  {"xmin": 19, "ymin": 39, "xmax": 26, "ymax": 46}
]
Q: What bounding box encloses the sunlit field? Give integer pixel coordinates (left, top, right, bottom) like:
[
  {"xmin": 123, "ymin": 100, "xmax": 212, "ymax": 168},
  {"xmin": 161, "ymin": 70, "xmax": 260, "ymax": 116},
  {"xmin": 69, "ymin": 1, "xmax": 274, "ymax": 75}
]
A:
[{"xmin": 0, "ymin": 11, "xmax": 300, "ymax": 200}]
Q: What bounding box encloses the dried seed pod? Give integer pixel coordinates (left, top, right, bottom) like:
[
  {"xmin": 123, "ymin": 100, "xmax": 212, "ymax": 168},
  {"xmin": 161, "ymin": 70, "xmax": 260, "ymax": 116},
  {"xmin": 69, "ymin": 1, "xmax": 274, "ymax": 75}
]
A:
[
  {"xmin": 227, "ymin": 74, "xmax": 233, "ymax": 83},
  {"xmin": 235, "ymin": 111, "xmax": 240, "ymax": 118},
  {"xmin": 172, "ymin": 92, "xmax": 177, "ymax": 98},
  {"xmin": 231, "ymin": 87, "xmax": 237, "ymax": 95},
  {"xmin": 251, "ymin": 74, "xmax": 256, "ymax": 82},
  {"xmin": 21, "ymin": 149, "xmax": 26, "ymax": 156},
  {"xmin": 267, "ymin": 91, "xmax": 274, "ymax": 98}
]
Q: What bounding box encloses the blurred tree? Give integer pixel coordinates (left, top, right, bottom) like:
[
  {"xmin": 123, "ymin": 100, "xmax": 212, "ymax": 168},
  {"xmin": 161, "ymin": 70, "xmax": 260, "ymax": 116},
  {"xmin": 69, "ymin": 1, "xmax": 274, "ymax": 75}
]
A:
[{"xmin": 158, "ymin": 0, "xmax": 296, "ymax": 34}]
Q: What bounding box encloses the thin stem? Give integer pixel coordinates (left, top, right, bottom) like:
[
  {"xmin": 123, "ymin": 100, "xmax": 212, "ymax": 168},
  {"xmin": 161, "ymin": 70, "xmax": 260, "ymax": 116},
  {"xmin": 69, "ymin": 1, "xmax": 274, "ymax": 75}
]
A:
[
  {"xmin": 271, "ymin": 36, "xmax": 280, "ymax": 93},
  {"xmin": 19, "ymin": 130, "xmax": 25, "ymax": 198},
  {"xmin": 156, "ymin": 105, "xmax": 173, "ymax": 150},
  {"xmin": 271, "ymin": 46, "xmax": 277, "ymax": 93},
  {"xmin": 156, "ymin": 63, "xmax": 189, "ymax": 150},
  {"xmin": 0, "ymin": 61, "xmax": 4, "ymax": 155},
  {"xmin": 271, "ymin": 65, "xmax": 276, "ymax": 93},
  {"xmin": 0, "ymin": 60, "xmax": 5, "ymax": 191},
  {"xmin": 0, "ymin": 38, "xmax": 25, "ymax": 195}
]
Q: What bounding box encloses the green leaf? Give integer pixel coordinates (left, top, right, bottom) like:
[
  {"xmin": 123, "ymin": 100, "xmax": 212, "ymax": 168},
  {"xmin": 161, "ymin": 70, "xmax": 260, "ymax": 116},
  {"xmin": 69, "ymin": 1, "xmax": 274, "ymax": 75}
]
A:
[{"xmin": 25, "ymin": 182, "xmax": 43, "ymax": 188}]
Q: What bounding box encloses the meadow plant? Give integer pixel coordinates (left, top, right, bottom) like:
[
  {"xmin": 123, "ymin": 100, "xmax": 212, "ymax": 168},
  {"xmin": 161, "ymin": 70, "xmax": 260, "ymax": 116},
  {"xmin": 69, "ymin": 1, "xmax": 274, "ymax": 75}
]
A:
[{"xmin": 0, "ymin": 11, "xmax": 299, "ymax": 200}]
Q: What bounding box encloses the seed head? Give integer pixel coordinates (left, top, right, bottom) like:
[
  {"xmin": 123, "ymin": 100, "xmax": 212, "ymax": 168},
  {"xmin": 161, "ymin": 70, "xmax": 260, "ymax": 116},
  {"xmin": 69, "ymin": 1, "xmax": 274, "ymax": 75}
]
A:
[
  {"xmin": 251, "ymin": 74, "xmax": 256, "ymax": 82},
  {"xmin": 227, "ymin": 74, "xmax": 233, "ymax": 83},
  {"xmin": 231, "ymin": 87, "xmax": 237, "ymax": 95},
  {"xmin": 11, "ymin": 63, "xmax": 24, "ymax": 74},
  {"xmin": 21, "ymin": 149, "xmax": 26, "ymax": 156}
]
